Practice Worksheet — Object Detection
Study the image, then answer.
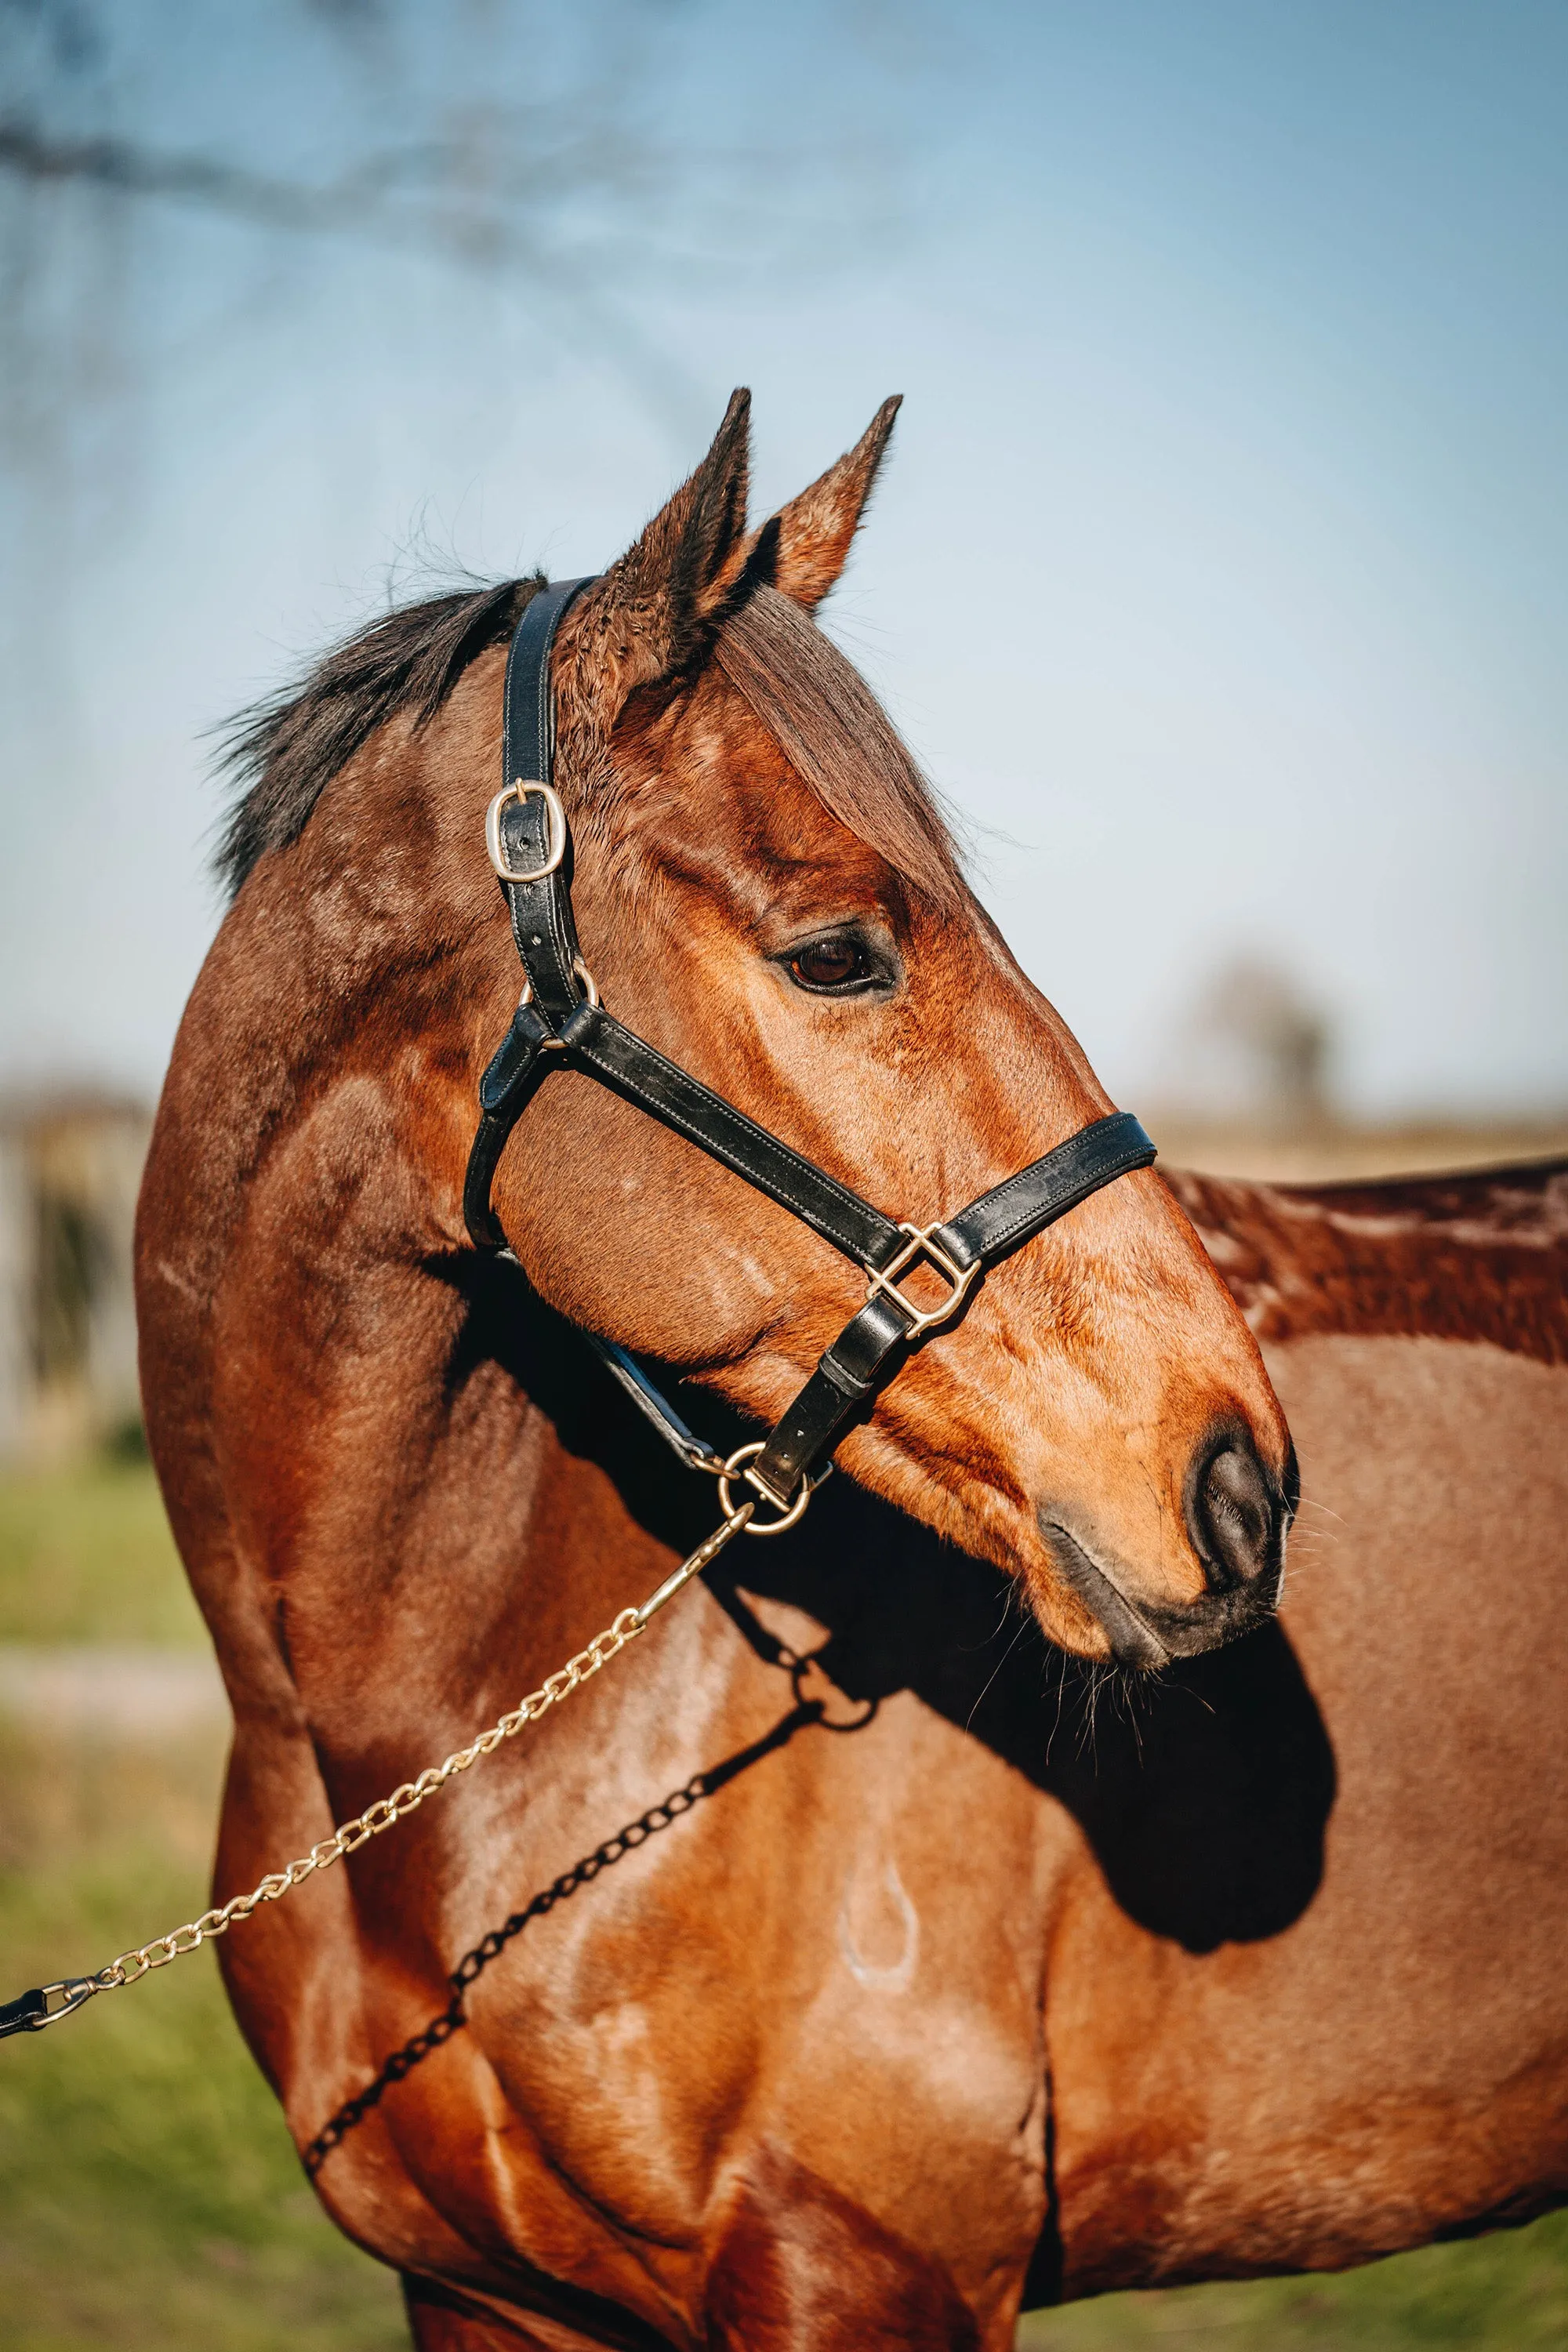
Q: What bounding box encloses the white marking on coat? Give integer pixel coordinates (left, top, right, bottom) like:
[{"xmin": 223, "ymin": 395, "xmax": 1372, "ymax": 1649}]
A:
[{"xmin": 838, "ymin": 1856, "xmax": 919, "ymax": 1992}]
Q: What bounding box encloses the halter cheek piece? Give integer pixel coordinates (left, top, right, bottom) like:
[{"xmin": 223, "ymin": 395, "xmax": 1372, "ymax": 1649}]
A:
[{"xmin": 464, "ymin": 578, "xmax": 1156, "ymax": 1526}]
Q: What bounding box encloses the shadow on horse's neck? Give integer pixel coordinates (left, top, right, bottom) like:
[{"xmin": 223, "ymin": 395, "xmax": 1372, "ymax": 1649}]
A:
[{"xmin": 441, "ymin": 1253, "xmax": 1336, "ymax": 1961}]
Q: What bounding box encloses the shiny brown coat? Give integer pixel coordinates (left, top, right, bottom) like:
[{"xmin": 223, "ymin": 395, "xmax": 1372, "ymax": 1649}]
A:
[{"xmin": 136, "ymin": 400, "xmax": 1566, "ymax": 2348}]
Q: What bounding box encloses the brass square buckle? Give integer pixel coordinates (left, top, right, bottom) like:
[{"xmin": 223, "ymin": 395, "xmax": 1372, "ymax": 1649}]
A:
[
  {"xmin": 866, "ymin": 1223, "xmax": 979, "ymax": 1338},
  {"xmin": 485, "ymin": 779, "xmax": 568, "ymax": 885}
]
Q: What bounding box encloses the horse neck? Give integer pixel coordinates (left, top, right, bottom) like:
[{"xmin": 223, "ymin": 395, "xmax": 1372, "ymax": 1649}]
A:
[{"xmin": 137, "ymin": 873, "xmax": 700, "ymax": 1759}]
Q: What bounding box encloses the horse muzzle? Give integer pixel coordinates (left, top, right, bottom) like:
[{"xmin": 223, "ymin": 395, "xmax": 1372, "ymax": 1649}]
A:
[{"xmin": 1040, "ymin": 1432, "xmax": 1295, "ymax": 1670}]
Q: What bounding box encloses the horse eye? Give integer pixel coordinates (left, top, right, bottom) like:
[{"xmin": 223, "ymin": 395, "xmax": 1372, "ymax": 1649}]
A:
[{"xmin": 786, "ymin": 935, "xmax": 880, "ymax": 994}]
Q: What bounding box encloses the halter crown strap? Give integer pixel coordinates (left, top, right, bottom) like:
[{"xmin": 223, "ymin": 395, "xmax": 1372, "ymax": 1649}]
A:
[
  {"xmin": 492, "ymin": 578, "xmax": 595, "ymax": 1022},
  {"xmin": 464, "ymin": 578, "xmax": 1156, "ymax": 1506}
]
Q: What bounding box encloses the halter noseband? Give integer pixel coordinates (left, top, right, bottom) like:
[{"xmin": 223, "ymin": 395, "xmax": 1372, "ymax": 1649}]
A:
[{"xmin": 464, "ymin": 578, "xmax": 1156, "ymax": 1524}]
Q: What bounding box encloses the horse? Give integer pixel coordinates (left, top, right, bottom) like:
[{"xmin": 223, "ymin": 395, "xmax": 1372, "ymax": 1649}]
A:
[{"xmin": 133, "ymin": 394, "xmax": 1566, "ymax": 2347}]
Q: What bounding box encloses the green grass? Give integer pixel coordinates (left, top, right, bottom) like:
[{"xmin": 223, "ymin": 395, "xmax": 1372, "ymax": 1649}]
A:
[
  {"xmin": 2, "ymin": 1457, "xmax": 1565, "ymax": 2348},
  {"xmin": 0, "ymin": 1457, "xmax": 405, "ymax": 2348},
  {"xmin": 0, "ymin": 1456, "xmax": 204, "ymax": 1646},
  {"xmin": 0, "ymin": 1854, "xmax": 407, "ymax": 2350},
  {"xmin": 1018, "ymin": 2219, "xmax": 1568, "ymax": 2351}
]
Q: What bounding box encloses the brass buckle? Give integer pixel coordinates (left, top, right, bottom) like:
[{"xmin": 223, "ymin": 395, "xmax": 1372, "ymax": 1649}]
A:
[
  {"xmin": 717, "ymin": 1440, "xmax": 831, "ymax": 1537},
  {"xmin": 485, "ymin": 779, "xmax": 568, "ymax": 885},
  {"xmin": 866, "ymin": 1223, "xmax": 979, "ymax": 1338}
]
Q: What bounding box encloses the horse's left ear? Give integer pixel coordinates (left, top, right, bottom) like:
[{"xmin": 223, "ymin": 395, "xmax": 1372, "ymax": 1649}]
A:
[{"xmin": 741, "ymin": 396, "xmax": 902, "ymax": 612}]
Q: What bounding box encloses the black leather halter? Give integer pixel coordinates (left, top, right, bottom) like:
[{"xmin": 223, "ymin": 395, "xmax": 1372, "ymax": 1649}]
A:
[{"xmin": 464, "ymin": 578, "xmax": 1156, "ymax": 1519}]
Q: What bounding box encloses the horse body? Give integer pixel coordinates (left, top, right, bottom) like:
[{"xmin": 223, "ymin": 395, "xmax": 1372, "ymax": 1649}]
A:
[{"xmin": 135, "ymin": 397, "xmax": 1566, "ymax": 2347}]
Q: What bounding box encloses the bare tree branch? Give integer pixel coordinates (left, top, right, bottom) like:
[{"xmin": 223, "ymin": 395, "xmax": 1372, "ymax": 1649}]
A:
[
  {"xmin": 0, "ymin": 114, "xmax": 671, "ymax": 260},
  {"xmin": 0, "ymin": 118, "xmax": 414, "ymax": 233},
  {"xmin": 0, "ymin": 2, "xmax": 912, "ymax": 506}
]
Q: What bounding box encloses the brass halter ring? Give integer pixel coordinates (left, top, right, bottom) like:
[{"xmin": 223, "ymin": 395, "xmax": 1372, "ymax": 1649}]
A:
[{"xmin": 717, "ymin": 1440, "xmax": 829, "ymax": 1537}]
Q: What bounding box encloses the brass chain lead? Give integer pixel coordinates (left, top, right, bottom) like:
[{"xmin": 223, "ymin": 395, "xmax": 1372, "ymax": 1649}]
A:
[{"xmin": 10, "ymin": 1500, "xmax": 757, "ymax": 2034}]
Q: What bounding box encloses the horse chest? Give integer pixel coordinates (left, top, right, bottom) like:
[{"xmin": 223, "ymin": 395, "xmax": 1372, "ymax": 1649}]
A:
[{"xmin": 374, "ymin": 1681, "xmax": 1056, "ymax": 2328}]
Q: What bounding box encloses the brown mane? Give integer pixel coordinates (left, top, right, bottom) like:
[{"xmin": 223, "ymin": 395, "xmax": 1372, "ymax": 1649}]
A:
[
  {"xmin": 216, "ymin": 575, "xmax": 964, "ymax": 911},
  {"xmin": 215, "ymin": 576, "xmax": 544, "ymax": 897}
]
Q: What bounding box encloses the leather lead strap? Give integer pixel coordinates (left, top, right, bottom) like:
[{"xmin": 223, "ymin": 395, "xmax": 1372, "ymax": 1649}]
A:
[{"xmin": 464, "ymin": 577, "xmax": 1158, "ymax": 1508}]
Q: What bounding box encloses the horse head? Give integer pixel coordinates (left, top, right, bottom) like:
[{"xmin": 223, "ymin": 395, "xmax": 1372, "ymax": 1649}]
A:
[{"xmin": 214, "ymin": 390, "xmax": 1294, "ymax": 1669}]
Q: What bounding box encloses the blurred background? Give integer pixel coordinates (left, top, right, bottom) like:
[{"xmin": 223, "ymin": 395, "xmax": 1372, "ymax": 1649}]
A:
[{"xmin": 1, "ymin": 2, "xmax": 1565, "ymax": 2346}]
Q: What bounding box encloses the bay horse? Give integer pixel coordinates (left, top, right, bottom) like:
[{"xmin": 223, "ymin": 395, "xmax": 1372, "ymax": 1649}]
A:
[{"xmin": 134, "ymin": 394, "xmax": 1566, "ymax": 2348}]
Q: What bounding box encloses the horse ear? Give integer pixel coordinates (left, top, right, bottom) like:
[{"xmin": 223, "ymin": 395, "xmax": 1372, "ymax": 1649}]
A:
[
  {"xmin": 743, "ymin": 396, "xmax": 902, "ymax": 612},
  {"xmin": 564, "ymin": 389, "xmax": 751, "ymax": 731}
]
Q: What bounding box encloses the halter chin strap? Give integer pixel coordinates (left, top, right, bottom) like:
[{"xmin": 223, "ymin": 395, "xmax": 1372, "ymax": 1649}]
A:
[{"xmin": 464, "ymin": 579, "xmax": 1156, "ymax": 1513}]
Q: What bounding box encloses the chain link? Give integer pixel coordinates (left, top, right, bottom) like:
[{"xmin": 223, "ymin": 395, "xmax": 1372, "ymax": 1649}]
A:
[
  {"xmin": 301, "ymin": 1764, "xmax": 722, "ymax": 2173},
  {"xmin": 1, "ymin": 1492, "xmax": 764, "ymax": 2037},
  {"xmin": 100, "ymin": 1603, "xmax": 649, "ymax": 1990}
]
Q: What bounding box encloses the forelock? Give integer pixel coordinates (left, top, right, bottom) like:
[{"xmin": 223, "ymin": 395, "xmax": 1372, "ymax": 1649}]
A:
[{"xmin": 713, "ymin": 586, "xmax": 966, "ymax": 915}]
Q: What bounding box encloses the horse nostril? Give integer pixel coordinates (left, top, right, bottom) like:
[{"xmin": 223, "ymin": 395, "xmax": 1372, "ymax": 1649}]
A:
[{"xmin": 1189, "ymin": 1439, "xmax": 1281, "ymax": 1595}]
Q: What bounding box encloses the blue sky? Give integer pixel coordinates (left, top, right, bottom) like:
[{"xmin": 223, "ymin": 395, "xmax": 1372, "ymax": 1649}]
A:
[{"xmin": 2, "ymin": 0, "xmax": 1564, "ymax": 1116}]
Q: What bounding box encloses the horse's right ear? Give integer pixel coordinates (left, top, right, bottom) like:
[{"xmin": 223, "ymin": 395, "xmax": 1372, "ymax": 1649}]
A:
[
  {"xmin": 742, "ymin": 396, "xmax": 902, "ymax": 612},
  {"xmin": 561, "ymin": 390, "xmax": 751, "ymax": 742}
]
